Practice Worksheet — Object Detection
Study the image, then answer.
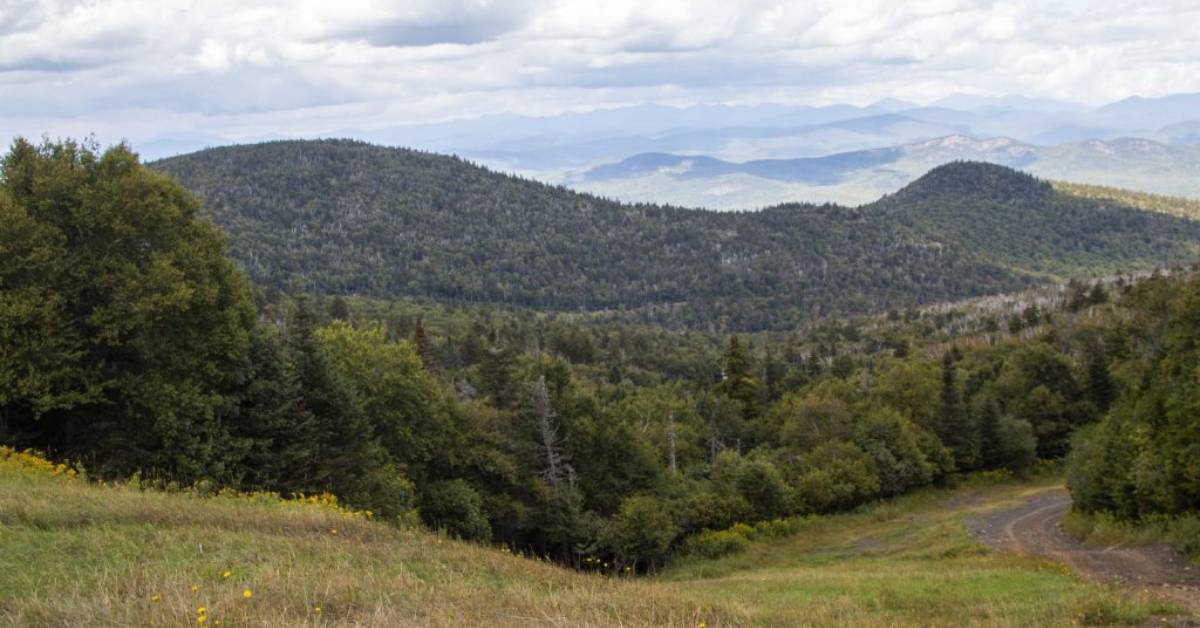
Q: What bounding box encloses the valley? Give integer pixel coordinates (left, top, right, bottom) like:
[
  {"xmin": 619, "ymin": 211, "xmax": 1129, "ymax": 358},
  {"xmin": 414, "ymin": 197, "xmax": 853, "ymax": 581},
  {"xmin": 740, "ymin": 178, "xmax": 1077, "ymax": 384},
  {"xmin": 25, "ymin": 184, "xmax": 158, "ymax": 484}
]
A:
[{"xmin": 6, "ymin": 4, "xmax": 1200, "ymax": 626}]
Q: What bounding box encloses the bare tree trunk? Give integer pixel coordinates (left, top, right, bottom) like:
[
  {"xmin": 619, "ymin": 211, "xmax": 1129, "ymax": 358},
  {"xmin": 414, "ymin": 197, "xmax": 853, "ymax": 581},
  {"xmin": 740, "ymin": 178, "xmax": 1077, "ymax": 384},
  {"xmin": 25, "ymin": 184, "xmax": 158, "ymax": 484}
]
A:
[
  {"xmin": 534, "ymin": 375, "xmax": 570, "ymax": 489},
  {"xmin": 666, "ymin": 411, "xmax": 677, "ymax": 474}
]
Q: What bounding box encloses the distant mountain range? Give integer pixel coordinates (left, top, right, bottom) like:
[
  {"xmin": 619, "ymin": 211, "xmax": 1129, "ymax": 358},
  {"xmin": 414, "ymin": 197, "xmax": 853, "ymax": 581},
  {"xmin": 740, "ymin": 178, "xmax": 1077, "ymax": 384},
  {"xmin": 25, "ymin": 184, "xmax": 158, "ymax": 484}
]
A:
[
  {"xmin": 153, "ymin": 140, "xmax": 1200, "ymax": 330},
  {"xmin": 574, "ymin": 136, "xmax": 1200, "ymax": 209},
  {"xmin": 136, "ymin": 92, "xmax": 1200, "ymax": 164},
  {"xmin": 133, "ymin": 92, "xmax": 1200, "ymax": 210}
]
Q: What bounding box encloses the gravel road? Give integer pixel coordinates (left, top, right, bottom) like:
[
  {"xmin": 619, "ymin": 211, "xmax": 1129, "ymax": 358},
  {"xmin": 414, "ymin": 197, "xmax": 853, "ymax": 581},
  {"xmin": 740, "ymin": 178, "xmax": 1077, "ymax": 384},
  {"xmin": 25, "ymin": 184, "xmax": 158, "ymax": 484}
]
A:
[{"xmin": 967, "ymin": 487, "xmax": 1200, "ymax": 614}]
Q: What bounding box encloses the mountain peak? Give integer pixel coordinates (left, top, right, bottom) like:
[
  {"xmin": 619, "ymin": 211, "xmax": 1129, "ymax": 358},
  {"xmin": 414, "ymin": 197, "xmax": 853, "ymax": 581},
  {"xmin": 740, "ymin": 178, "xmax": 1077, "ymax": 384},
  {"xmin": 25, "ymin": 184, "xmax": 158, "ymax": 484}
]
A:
[{"xmin": 889, "ymin": 161, "xmax": 1051, "ymax": 203}]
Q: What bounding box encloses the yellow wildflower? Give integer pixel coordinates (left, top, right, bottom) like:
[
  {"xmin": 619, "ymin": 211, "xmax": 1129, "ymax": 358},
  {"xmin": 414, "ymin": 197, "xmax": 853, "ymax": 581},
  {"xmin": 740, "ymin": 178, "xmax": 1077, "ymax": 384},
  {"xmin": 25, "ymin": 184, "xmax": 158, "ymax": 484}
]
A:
[
  {"xmin": 314, "ymin": 606, "xmax": 322, "ymax": 614},
  {"xmin": 150, "ymin": 594, "xmax": 161, "ymax": 602},
  {"xmin": 197, "ymin": 607, "xmax": 206, "ymax": 614},
  {"xmin": 243, "ymin": 589, "xmax": 253, "ymax": 599},
  {"xmin": 222, "ymin": 570, "xmax": 231, "ymax": 579},
  {"xmin": 197, "ymin": 615, "xmax": 206, "ymax": 624},
  {"xmin": 191, "ymin": 585, "xmax": 199, "ymax": 593}
]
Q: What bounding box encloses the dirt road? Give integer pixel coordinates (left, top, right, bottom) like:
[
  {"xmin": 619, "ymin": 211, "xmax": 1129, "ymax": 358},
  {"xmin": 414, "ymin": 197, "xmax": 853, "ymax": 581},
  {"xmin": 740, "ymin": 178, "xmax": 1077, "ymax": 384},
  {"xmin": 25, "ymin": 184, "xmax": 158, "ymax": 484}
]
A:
[{"xmin": 967, "ymin": 487, "xmax": 1200, "ymax": 613}]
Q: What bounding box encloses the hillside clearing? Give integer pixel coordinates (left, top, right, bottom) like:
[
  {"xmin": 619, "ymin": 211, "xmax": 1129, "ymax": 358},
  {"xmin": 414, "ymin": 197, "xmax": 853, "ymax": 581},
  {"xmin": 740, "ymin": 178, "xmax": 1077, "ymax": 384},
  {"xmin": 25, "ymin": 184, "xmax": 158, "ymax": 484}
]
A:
[
  {"xmin": 968, "ymin": 487, "xmax": 1200, "ymax": 614},
  {"xmin": 1, "ymin": 455, "xmax": 1188, "ymax": 627}
]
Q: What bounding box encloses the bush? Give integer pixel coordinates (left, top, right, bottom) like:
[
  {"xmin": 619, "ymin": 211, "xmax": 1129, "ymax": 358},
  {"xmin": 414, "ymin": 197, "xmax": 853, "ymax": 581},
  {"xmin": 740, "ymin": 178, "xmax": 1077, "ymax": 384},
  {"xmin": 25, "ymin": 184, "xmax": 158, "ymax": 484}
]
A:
[
  {"xmin": 422, "ymin": 479, "xmax": 492, "ymax": 542},
  {"xmin": 792, "ymin": 441, "xmax": 880, "ymax": 513},
  {"xmin": 609, "ymin": 495, "xmax": 677, "ymax": 571},
  {"xmin": 683, "ymin": 488, "xmax": 752, "ymax": 532},
  {"xmin": 735, "ymin": 457, "xmax": 792, "ymax": 520},
  {"xmin": 355, "ymin": 463, "xmax": 417, "ymax": 520},
  {"xmin": 683, "ymin": 527, "xmax": 751, "ymax": 559},
  {"xmin": 854, "ymin": 408, "xmax": 934, "ymax": 496},
  {"xmin": 751, "ymin": 516, "xmax": 809, "ymax": 539},
  {"xmin": 994, "ymin": 416, "xmax": 1038, "ymax": 475}
]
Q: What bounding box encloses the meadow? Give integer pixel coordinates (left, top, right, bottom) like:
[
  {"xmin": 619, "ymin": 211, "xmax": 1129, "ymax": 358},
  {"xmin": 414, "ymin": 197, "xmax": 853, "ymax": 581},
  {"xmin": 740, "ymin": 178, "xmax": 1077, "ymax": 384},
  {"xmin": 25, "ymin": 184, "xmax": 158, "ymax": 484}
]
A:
[{"xmin": 1, "ymin": 449, "xmax": 1188, "ymax": 627}]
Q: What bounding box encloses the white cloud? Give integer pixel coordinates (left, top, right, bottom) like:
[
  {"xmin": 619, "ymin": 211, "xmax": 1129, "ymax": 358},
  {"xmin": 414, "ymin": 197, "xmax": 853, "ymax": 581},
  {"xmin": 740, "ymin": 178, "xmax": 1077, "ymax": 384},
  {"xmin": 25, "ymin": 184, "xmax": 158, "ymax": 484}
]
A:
[{"xmin": 2, "ymin": 0, "xmax": 1199, "ymax": 149}]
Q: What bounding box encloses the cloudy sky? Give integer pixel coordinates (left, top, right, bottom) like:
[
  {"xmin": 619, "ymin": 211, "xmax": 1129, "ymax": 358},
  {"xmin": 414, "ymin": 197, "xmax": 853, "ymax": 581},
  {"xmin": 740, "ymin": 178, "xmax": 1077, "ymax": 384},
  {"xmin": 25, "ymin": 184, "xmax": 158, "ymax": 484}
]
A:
[{"xmin": 2, "ymin": 0, "xmax": 1199, "ymax": 148}]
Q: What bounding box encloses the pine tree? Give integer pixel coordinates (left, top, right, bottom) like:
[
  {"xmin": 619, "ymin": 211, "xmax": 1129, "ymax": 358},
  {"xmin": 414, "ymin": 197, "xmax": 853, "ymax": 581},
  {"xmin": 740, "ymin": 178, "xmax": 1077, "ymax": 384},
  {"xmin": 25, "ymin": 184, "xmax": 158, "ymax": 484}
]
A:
[
  {"xmin": 412, "ymin": 318, "xmax": 438, "ymax": 372},
  {"xmin": 717, "ymin": 336, "xmax": 759, "ymax": 419},
  {"xmin": 288, "ymin": 299, "xmax": 381, "ymax": 495},
  {"xmin": 480, "ymin": 343, "xmax": 518, "ymax": 409},
  {"xmin": 977, "ymin": 396, "xmax": 1003, "ymax": 469},
  {"xmin": 939, "ymin": 350, "xmax": 978, "ymax": 471},
  {"xmin": 231, "ymin": 325, "xmax": 318, "ymax": 492},
  {"xmin": 328, "ymin": 296, "xmax": 350, "ymax": 321},
  {"xmin": 1085, "ymin": 342, "xmax": 1117, "ymax": 413}
]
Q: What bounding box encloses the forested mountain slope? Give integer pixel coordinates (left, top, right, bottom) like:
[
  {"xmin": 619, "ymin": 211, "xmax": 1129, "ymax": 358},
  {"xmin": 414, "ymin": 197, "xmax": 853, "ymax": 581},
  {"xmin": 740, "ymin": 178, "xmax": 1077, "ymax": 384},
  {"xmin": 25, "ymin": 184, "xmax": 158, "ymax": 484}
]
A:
[{"xmin": 154, "ymin": 140, "xmax": 1200, "ymax": 329}]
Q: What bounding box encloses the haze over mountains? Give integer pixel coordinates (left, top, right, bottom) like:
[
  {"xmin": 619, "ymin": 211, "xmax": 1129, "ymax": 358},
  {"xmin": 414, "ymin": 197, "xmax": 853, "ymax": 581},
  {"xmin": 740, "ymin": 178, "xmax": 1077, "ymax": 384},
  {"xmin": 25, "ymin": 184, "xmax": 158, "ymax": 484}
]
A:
[
  {"xmin": 139, "ymin": 92, "xmax": 1200, "ymax": 210},
  {"xmin": 576, "ymin": 136, "xmax": 1200, "ymax": 209}
]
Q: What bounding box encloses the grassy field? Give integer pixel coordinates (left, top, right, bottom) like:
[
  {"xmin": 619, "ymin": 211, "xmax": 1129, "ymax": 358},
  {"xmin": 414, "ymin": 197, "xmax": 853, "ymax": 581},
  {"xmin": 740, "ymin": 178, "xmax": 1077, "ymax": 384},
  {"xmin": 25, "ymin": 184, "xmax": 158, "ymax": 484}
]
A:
[
  {"xmin": 662, "ymin": 477, "xmax": 1188, "ymax": 626},
  {"xmin": 1063, "ymin": 508, "xmax": 1200, "ymax": 564},
  {"xmin": 0, "ymin": 451, "xmax": 1187, "ymax": 627}
]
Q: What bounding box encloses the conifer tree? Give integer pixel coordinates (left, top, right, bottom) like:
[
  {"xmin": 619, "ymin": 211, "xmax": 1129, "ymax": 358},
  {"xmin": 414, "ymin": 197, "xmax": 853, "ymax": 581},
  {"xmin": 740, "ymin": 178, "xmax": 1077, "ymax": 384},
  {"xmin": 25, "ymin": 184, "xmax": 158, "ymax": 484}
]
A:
[
  {"xmin": 977, "ymin": 396, "xmax": 1003, "ymax": 469},
  {"xmin": 288, "ymin": 299, "xmax": 381, "ymax": 495},
  {"xmin": 939, "ymin": 350, "xmax": 977, "ymax": 471},
  {"xmin": 718, "ymin": 336, "xmax": 760, "ymax": 419},
  {"xmin": 1085, "ymin": 342, "xmax": 1117, "ymax": 413},
  {"xmin": 413, "ymin": 318, "xmax": 438, "ymax": 372}
]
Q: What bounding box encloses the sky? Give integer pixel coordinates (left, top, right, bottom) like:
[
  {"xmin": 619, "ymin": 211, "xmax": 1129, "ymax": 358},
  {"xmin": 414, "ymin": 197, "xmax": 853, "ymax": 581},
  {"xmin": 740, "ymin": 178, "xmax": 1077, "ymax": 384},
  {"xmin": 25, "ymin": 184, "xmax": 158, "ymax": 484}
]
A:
[{"xmin": 2, "ymin": 0, "xmax": 1200, "ymax": 148}]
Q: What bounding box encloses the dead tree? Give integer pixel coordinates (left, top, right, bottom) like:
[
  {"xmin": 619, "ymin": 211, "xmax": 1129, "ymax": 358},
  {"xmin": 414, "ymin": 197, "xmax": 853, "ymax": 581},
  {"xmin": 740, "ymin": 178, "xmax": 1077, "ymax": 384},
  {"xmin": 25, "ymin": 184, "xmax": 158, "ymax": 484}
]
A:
[{"xmin": 534, "ymin": 375, "xmax": 572, "ymax": 489}]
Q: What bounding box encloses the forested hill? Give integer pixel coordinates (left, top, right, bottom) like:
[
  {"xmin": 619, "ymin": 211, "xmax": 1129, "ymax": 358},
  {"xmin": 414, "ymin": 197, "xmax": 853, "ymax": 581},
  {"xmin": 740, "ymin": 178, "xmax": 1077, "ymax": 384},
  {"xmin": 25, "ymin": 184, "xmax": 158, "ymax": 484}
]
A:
[{"xmin": 154, "ymin": 139, "xmax": 1200, "ymax": 329}]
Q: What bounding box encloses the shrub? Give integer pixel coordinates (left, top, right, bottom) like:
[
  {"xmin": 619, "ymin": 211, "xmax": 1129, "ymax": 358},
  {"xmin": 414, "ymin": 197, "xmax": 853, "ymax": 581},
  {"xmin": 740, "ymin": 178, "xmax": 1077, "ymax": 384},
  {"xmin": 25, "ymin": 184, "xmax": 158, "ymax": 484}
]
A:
[
  {"xmin": 854, "ymin": 408, "xmax": 934, "ymax": 496},
  {"xmin": 735, "ymin": 457, "xmax": 791, "ymax": 520},
  {"xmin": 422, "ymin": 479, "xmax": 492, "ymax": 542},
  {"xmin": 792, "ymin": 441, "xmax": 880, "ymax": 513},
  {"xmin": 987, "ymin": 416, "xmax": 1038, "ymax": 475},
  {"xmin": 356, "ymin": 463, "xmax": 418, "ymax": 520},
  {"xmin": 609, "ymin": 495, "xmax": 677, "ymax": 570},
  {"xmin": 684, "ymin": 527, "xmax": 751, "ymax": 559},
  {"xmin": 683, "ymin": 488, "xmax": 752, "ymax": 532},
  {"xmin": 751, "ymin": 516, "xmax": 809, "ymax": 539}
]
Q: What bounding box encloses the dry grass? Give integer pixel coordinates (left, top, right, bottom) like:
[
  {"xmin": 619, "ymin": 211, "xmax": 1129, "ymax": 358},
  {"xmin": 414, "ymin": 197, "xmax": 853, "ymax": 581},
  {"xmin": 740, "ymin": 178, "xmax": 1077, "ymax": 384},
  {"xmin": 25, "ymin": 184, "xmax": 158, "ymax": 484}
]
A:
[
  {"xmin": 0, "ymin": 452, "xmax": 1187, "ymax": 626},
  {"xmin": 0, "ymin": 456, "xmax": 741, "ymax": 627}
]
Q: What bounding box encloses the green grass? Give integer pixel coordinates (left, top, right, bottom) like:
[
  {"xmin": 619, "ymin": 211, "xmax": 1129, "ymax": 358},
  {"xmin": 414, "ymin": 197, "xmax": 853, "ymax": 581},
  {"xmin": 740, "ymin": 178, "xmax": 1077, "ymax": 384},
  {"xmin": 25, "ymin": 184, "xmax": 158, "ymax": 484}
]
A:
[
  {"xmin": 0, "ymin": 452, "xmax": 1187, "ymax": 626},
  {"xmin": 1063, "ymin": 509, "xmax": 1200, "ymax": 564},
  {"xmin": 663, "ymin": 478, "xmax": 1186, "ymax": 626},
  {"xmin": 0, "ymin": 453, "xmax": 734, "ymax": 627}
]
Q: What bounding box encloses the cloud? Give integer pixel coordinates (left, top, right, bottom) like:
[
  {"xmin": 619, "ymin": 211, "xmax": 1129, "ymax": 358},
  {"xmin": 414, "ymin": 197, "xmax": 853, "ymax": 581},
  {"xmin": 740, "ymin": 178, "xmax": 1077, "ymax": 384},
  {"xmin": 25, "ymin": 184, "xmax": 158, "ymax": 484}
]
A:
[
  {"xmin": 321, "ymin": 0, "xmax": 537, "ymax": 47},
  {"xmin": 2, "ymin": 0, "xmax": 1200, "ymax": 150}
]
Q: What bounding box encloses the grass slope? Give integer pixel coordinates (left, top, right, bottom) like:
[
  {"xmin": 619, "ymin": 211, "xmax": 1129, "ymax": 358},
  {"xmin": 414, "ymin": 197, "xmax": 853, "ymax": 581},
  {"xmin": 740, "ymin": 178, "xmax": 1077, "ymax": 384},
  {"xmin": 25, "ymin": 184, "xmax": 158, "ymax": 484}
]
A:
[
  {"xmin": 0, "ymin": 454, "xmax": 1185, "ymax": 626},
  {"xmin": 0, "ymin": 453, "xmax": 728, "ymax": 627},
  {"xmin": 664, "ymin": 477, "xmax": 1187, "ymax": 626}
]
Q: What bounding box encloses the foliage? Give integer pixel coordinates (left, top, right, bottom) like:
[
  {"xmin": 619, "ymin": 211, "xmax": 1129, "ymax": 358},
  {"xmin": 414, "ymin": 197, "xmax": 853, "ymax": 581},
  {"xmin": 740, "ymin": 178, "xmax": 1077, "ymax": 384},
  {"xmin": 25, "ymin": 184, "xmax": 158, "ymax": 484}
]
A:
[
  {"xmin": 422, "ymin": 479, "xmax": 492, "ymax": 542},
  {"xmin": 154, "ymin": 141, "xmax": 1200, "ymax": 330},
  {"xmin": 0, "ymin": 138, "xmax": 256, "ymax": 481},
  {"xmin": 1069, "ymin": 273, "xmax": 1200, "ymax": 520},
  {"xmin": 683, "ymin": 527, "xmax": 752, "ymax": 559},
  {"xmin": 608, "ymin": 495, "xmax": 677, "ymax": 571}
]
